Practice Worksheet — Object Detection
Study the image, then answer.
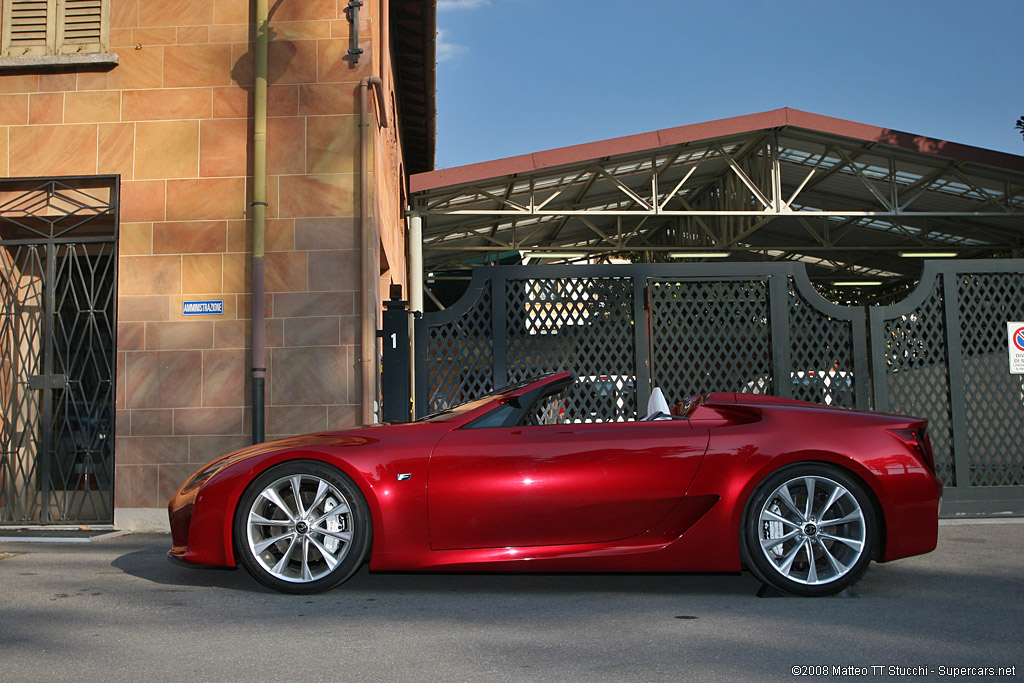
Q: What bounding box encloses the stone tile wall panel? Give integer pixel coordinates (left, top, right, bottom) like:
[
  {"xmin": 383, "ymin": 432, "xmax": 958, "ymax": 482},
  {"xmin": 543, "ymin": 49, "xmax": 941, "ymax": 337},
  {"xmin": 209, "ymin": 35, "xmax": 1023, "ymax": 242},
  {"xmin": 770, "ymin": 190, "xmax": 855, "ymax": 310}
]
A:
[
  {"xmin": 65, "ymin": 91, "xmax": 121, "ymax": 123},
  {"xmin": 135, "ymin": 120, "xmax": 200, "ymax": 179},
  {"xmin": 9, "ymin": 124, "xmax": 97, "ymax": 176},
  {"xmin": 130, "ymin": 409, "xmax": 174, "ymax": 437},
  {"xmin": 0, "ymin": 94, "xmax": 28, "ymax": 124},
  {"xmin": 28, "ymin": 92, "xmax": 64, "ymax": 124},
  {"xmin": 270, "ymin": 346, "xmax": 349, "ymax": 406},
  {"xmin": 125, "ymin": 351, "xmax": 203, "ymax": 408},
  {"xmin": 154, "ymin": 221, "xmax": 228, "ymax": 254},
  {"xmin": 181, "ymin": 254, "xmax": 224, "ymax": 294},
  {"xmin": 98, "ymin": 123, "xmax": 136, "ymax": 179}
]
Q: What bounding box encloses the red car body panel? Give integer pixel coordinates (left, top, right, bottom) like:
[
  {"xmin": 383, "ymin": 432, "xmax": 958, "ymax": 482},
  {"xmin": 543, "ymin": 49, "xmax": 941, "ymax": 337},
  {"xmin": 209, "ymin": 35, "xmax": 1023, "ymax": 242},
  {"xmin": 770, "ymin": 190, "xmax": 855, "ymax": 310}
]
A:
[
  {"xmin": 427, "ymin": 420, "xmax": 708, "ymax": 550},
  {"xmin": 168, "ymin": 373, "xmax": 941, "ymax": 577}
]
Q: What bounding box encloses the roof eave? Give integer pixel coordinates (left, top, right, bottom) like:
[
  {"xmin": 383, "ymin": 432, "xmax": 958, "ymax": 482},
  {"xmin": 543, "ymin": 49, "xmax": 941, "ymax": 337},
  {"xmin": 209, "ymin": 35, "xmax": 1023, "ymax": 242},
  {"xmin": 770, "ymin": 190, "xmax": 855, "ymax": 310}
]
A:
[
  {"xmin": 411, "ymin": 108, "xmax": 1024, "ymax": 193},
  {"xmin": 392, "ymin": 0, "xmax": 437, "ymax": 175}
]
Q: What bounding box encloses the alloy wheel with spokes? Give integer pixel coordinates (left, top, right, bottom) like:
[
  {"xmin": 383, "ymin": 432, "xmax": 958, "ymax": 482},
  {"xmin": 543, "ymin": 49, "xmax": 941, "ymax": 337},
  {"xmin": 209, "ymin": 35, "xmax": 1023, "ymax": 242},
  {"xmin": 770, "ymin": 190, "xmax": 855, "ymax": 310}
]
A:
[
  {"xmin": 743, "ymin": 464, "xmax": 877, "ymax": 596},
  {"xmin": 234, "ymin": 462, "xmax": 371, "ymax": 593}
]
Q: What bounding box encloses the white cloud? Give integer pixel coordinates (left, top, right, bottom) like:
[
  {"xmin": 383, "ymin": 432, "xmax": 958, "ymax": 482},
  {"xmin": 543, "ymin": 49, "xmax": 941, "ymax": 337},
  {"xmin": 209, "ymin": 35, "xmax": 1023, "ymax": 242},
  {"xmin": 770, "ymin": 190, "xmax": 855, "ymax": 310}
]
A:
[
  {"xmin": 436, "ymin": 28, "xmax": 468, "ymax": 62},
  {"xmin": 438, "ymin": 0, "xmax": 491, "ymax": 10},
  {"xmin": 437, "ymin": 0, "xmax": 491, "ymax": 62}
]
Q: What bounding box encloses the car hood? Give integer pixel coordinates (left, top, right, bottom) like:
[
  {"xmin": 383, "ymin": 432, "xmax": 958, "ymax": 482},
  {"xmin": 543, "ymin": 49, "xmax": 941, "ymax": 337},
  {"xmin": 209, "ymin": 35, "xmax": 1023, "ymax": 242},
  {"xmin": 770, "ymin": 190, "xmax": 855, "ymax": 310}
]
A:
[{"xmin": 178, "ymin": 427, "xmax": 395, "ymax": 493}]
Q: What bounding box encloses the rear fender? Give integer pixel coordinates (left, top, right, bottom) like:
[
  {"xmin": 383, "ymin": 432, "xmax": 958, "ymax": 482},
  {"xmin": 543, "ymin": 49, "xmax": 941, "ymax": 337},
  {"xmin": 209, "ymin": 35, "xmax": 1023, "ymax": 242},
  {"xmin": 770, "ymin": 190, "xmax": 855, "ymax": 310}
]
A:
[{"xmin": 685, "ymin": 447, "xmax": 892, "ymax": 571}]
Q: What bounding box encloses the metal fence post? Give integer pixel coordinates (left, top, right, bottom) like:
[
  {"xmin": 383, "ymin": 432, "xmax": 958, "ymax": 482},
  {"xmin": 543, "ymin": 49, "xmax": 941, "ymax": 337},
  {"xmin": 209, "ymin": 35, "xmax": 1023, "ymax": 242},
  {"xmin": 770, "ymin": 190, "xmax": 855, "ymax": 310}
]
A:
[
  {"xmin": 942, "ymin": 270, "xmax": 972, "ymax": 490},
  {"xmin": 380, "ymin": 288, "xmax": 411, "ymax": 422}
]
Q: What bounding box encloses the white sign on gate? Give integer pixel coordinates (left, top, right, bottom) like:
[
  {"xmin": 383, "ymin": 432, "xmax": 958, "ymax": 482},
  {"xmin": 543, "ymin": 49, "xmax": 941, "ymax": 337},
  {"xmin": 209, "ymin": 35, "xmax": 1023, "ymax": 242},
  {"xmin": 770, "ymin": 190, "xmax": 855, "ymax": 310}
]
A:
[{"xmin": 1009, "ymin": 322, "xmax": 1024, "ymax": 375}]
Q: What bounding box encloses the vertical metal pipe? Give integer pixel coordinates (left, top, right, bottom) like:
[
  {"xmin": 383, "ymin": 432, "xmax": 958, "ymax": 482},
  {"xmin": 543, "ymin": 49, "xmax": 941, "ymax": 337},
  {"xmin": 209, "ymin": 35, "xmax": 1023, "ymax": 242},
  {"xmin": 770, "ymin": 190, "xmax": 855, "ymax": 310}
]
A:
[
  {"xmin": 358, "ymin": 75, "xmax": 388, "ymax": 425},
  {"xmin": 359, "ymin": 78, "xmax": 375, "ymax": 425},
  {"xmin": 408, "ymin": 213, "xmax": 423, "ymax": 416},
  {"xmin": 251, "ymin": 0, "xmax": 269, "ymax": 443},
  {"xmin": 408, "ymin": 214, "xmax": 423, "ymax": 315}
]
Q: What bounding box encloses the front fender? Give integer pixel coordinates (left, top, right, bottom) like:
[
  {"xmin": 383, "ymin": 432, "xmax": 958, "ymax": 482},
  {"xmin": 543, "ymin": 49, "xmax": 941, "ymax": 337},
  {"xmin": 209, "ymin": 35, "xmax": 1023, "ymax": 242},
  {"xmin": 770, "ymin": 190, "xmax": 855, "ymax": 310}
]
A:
[{"xmin": 173, "ymin": 432, "xmax": 436, "ymax": 568}]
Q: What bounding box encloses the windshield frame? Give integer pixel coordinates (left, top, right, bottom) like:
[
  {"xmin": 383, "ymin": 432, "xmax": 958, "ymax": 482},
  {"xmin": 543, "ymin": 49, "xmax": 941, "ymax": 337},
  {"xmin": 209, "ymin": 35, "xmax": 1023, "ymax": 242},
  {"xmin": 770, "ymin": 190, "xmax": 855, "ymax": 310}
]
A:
[{"xmin": 414, "ymin": 374, "xmax": 567, "ymax": 423}]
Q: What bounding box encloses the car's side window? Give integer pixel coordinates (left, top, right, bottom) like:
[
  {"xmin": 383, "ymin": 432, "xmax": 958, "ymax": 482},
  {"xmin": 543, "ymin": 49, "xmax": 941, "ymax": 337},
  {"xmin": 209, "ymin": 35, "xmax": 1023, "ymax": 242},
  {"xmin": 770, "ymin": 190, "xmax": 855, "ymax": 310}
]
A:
[
  {"xmin": 523, "ymin": 393, "xmax": 567, "ymax": 426},
  {"xmin": 462, "ymin": 402, "xmax": 522, "ymax": 429},
  {"xmin": 461, "ymin": 379, "xmax": 579, "ymax": 429}
]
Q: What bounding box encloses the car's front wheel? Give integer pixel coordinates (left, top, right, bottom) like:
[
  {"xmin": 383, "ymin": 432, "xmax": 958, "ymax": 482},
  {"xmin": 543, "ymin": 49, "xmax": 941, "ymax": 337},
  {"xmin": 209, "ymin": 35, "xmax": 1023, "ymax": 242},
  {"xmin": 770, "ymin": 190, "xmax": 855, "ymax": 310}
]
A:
[
  {"xmin": 742, "ymin": 463, "xmax": 877, "ymax": 597},
  {"xmin": 233, "ymin": 461, "xmax": 371, "ymax": 593}
]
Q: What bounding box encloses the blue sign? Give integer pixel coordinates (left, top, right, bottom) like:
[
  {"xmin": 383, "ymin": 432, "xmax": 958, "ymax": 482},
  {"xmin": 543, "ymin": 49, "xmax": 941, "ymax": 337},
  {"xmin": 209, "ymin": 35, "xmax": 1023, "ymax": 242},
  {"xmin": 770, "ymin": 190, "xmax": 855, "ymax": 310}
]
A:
[
  {"xmin": 182, "ymin": 300, "xmax": 224, "ymax": 316},
  {"xmin": 1014, "ymin": 327, "xmax": 1024, "ymax": 352}
]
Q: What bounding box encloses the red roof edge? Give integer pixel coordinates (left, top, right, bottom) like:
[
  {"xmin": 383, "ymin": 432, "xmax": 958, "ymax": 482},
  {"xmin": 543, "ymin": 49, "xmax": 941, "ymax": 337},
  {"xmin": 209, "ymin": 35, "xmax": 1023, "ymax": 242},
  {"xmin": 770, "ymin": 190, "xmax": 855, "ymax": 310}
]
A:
[{"xmin": 411, "ymin": 108, "xmax": 1024, "ymax": 193}]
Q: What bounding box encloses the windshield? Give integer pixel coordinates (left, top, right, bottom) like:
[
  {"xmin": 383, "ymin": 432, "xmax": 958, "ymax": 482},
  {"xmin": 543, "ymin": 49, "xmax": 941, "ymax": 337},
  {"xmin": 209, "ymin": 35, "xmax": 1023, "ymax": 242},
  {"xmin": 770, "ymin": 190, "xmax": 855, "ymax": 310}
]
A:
[
  {"xmin": 416, "ymin": 394, "xmax": 501, "ymax": 422},
  {"xmin": 415, "ymin": 376, "xmax": 549, "ymax": 422}
]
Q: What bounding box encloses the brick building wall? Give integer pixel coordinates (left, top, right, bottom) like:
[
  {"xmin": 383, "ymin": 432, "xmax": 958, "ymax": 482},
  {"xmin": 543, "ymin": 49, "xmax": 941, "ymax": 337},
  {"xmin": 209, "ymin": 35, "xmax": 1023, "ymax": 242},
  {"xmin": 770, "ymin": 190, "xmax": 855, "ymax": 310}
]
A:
[{"xmin": 0, "ymin": 0, "xmax": 409, "ymax": 527}]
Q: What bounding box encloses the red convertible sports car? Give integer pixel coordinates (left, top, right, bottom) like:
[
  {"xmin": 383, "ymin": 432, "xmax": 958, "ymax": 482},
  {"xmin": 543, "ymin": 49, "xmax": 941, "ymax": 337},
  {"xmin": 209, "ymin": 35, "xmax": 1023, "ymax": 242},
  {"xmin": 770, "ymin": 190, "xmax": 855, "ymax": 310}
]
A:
[{"xmin": 168, "ymin": 372, "xmax": 942, "ymax": 597}]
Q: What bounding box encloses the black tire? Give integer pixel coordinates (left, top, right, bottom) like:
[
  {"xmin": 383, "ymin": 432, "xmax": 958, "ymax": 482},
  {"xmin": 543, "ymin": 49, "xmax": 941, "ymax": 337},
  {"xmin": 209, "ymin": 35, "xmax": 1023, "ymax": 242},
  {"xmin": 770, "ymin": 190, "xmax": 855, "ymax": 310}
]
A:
[
  {"xmin": 233, "ymin": 461, "xmax": 372, "ymax": 594},
  {"xmin": 741, "ymin": 463, "xmax": 877, "ymax": 597}
]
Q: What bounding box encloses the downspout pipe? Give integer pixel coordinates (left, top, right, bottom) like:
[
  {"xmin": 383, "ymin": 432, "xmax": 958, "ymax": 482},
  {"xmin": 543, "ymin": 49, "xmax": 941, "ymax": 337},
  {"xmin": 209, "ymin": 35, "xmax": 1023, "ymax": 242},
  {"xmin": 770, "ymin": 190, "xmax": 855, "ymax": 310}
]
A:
[
  {"xmin": 250, "ymin": 0, "xmax": 269, "ymax": 443},
  {"xmin": 408, "ymin": 213, "xmax": 423, "ymax": 416},
  {"xmin": 408, "ymin": 214, "xmax": 423, "ymax": 316},
  {"xmin": 359, "ymin": 76, "xmax": 387, "ymax": 425}
]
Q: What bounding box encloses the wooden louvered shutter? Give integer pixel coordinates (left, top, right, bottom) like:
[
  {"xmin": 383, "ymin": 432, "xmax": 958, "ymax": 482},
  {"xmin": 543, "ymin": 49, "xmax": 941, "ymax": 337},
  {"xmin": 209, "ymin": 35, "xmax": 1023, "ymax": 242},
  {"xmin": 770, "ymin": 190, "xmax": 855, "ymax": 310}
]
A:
[
  {"xmin": 56, "ymin": 0, "xmax": 106, "ymax": 54},
  {"xmin": 1, "ymin": 0, "xmax": 107, "ymax": 57},
  {"xmin": 2, "ymin": 0, "xmax": 56, "ymax": 57}
]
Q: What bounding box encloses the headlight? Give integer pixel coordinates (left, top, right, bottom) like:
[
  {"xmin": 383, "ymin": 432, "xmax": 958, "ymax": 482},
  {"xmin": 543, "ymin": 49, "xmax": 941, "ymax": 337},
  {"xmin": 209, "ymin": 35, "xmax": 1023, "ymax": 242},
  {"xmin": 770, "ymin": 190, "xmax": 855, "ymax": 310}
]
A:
[{"xmin": 180, "ymin": 461, "xmax": 225, "ymax": 493}]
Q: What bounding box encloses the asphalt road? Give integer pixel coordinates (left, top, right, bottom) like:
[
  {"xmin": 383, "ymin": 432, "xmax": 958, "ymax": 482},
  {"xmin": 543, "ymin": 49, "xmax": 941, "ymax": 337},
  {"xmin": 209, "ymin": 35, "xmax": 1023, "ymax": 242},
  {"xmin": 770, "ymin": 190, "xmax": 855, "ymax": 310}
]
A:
[{"xmin": 1, "ymin": 521, "xmax": 1021, "ymax": 683}]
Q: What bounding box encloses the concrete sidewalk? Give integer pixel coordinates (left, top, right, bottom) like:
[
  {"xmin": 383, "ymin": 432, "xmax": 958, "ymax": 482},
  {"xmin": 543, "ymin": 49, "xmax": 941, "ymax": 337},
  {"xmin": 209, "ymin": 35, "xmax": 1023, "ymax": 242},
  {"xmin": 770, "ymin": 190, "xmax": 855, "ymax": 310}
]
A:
[{"xmin": 0, "ymin": 520, "xmax": 1021, "ymax": 682}]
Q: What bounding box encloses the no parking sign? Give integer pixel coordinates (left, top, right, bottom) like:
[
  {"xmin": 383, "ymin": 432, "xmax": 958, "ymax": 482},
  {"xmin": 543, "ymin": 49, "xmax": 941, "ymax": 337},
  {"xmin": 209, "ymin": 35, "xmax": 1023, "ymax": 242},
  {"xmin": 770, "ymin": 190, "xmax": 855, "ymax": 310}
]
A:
[{"xmin": 1010, "ymin": 322, "xmax": 1024, "ymax": 374}]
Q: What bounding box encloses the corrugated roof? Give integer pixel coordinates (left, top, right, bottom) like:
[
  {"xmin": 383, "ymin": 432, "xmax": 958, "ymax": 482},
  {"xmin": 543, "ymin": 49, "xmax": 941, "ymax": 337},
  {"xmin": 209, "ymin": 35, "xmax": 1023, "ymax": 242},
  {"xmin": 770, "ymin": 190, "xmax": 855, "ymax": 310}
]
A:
[{"xmin": 413, "ymin": 108, "xmax": 1022, "ymax": 191}]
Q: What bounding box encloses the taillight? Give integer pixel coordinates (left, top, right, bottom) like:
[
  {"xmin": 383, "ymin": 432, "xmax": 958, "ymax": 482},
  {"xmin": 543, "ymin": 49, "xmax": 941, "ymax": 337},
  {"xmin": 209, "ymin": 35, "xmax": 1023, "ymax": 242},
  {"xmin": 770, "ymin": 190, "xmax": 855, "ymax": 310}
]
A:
[{"xmin": 887, "ymin": 427, "xmax": 935, "ymax": 472}]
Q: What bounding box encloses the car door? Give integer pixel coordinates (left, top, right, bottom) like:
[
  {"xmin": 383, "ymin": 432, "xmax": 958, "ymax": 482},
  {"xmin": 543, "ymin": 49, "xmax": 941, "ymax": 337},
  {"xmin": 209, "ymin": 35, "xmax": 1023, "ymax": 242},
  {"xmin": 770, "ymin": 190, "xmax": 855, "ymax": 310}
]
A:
[{"xmin": 427, "ymin": 420, "xmax": 709, "ymax": 550}]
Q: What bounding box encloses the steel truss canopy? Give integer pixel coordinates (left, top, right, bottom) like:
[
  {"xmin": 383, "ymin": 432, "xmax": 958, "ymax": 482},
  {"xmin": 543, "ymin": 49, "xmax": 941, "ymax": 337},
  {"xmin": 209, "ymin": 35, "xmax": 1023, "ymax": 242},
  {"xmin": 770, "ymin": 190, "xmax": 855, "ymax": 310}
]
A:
[{"xmin": 409, "ymin": 109, "xmax": 1024, "ymax": 293}]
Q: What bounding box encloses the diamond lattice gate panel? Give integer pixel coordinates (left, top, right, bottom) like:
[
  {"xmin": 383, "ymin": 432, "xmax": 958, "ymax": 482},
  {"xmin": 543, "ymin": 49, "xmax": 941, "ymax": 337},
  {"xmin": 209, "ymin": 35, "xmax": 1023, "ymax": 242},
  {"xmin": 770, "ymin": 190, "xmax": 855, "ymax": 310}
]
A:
[
  {"xmin": 649, "ymin": 279, "xmax": 773, "ymax": 401},
  {"xmin": 869, "ymin": 260, "xmax": 1024, "ymax": 513},
  {"xmin": 0, "ymin": 243, "xmax": 45, "ymax": 522},
  {"xmin": 0, "ymin": 176, "xmax": 117, "ymax": 524},
  {"xmin": 505, "ymin": 277, "xmax": 636, "ymax": 422},
  {"xmin": 647, "ymin": 274, "xmax": 868, "ymax": 409},
  {"xmin": 871, "ymin": 275, "xmax": 956, "ymax": 485},
  {"xmin": 422, "ymin": 281, "xmax": 493, "ymax": 414},
  {"xmin": 418, "ymin": 272, "xmax": 640, "ymax": 420},
  {"xmin": 785, "ymin": 276, "xmax": 866, "ymax": 410},
  {"xmin": 955, "ymin": 272, "xmax": 1024, "ymax": 487}
]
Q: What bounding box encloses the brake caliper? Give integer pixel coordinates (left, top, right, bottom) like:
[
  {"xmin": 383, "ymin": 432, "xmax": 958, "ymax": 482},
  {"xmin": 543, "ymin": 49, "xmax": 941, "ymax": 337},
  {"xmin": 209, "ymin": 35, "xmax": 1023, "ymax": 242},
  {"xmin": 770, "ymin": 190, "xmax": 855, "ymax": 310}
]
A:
[
  {"xmin": 764, "ymin": 502, "xmax": 785, "ymax": 558},
  {"xmin": 323, "ymin": 497, "xmax": 345, "ymax": 553}
]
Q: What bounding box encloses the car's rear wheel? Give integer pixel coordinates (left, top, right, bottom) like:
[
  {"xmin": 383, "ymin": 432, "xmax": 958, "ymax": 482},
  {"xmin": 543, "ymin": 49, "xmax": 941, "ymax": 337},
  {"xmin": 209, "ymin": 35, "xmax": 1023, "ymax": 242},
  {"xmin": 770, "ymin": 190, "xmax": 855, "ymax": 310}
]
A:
[
  {"xmin": 233, "ymin": 461, "xmax": 371, "ymax": 594},
  {"xmin": 742, "ymin": 463, "xmax": 877, "ymax": 597}
]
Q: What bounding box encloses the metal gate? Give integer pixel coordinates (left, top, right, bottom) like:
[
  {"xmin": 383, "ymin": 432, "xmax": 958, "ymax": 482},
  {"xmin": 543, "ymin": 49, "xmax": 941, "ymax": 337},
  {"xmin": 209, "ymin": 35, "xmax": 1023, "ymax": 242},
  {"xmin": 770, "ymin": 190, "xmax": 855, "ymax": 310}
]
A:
[
  {"xmin": 0, "ymin": 177, "xmax": 118, "ymax": 524},
  {"xmin": 413, "ymin": 261, "xmax": 1024, "ymax": 515},
  {"xmin": 870, "ymin": 261, "xmax": 1024, "ymax": 514}
]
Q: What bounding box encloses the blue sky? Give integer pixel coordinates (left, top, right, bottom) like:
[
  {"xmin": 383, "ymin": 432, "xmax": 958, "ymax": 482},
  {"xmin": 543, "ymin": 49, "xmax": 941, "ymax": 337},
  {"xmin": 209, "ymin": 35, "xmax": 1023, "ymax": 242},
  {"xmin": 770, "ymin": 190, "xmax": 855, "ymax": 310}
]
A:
[{"xmin": 433, "ymin": 0, "xmax": 1023, "ymax": 169}]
